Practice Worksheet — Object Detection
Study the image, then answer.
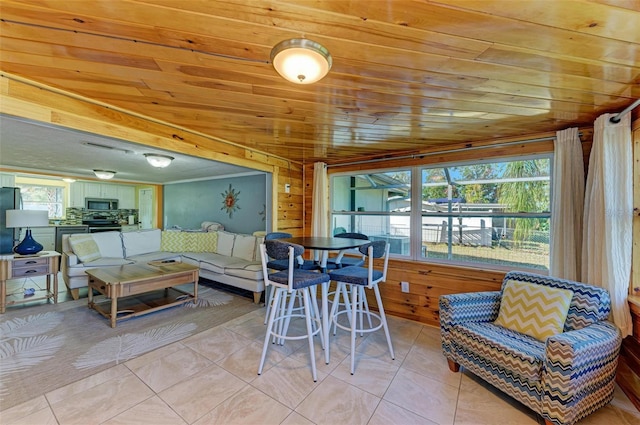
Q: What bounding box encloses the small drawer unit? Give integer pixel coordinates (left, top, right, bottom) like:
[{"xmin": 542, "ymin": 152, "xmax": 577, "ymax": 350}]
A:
[
  {"xmin": 11, "ymin": 257, "xmax": 50, "ymax": 277},
  {"xmin": 0, "ymin": 251, "xmax": 61, "ymax": 313}
]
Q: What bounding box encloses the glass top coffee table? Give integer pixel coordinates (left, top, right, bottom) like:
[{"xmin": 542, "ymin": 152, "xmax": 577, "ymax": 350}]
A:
[{"xmin": 85, "ymin": 262, "xmax": 199, "ymax": 328}]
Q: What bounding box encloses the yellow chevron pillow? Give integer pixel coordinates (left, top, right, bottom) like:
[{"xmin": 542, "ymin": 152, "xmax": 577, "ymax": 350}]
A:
[{"xmin": 495, "ymin": 280, "xmax": 573, "ymax": 341}]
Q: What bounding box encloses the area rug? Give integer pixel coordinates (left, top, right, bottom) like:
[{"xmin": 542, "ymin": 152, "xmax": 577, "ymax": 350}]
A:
[{"xmin": 0, "ymin": 284, "xmax": 261, "ymax": 410}]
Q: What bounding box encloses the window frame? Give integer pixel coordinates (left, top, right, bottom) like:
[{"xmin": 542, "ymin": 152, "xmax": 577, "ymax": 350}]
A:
[
  {"xmin": 329, "ymin": 153, "xmax": 553, "ymax": 272},
  {"xmin": 16, "ymin": 182, "xmax": 66, "ymax": 219}
]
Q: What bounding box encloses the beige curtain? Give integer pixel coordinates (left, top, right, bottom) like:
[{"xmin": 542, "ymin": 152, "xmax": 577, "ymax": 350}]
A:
[
  {"xmin": 582, "ymin": 113, "xmax": 633, "ymax": 337},
  {"xmin": 311, "ymin": 162, "xmax": 329, "ymax": 237},
  {"xmin": 549, "ymin": 127, "xmax": 584, "ymax": 280}
]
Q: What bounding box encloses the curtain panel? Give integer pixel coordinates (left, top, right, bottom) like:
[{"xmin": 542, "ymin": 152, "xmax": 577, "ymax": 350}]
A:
[
  {"xmin": 550, "ymin": 127, "xmax": 584, "ymax": 281},
  {"xmin": 311, "ymin": 162, "xmax": 329, "ymax": 238},
  {"xmin": 582, "ymin": 114, "xmax": 633, "ymax": 337}
]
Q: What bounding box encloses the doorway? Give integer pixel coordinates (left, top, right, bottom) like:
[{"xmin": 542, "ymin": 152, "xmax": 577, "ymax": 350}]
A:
[{"xmin": 139, "ymin": 188, "xmax": 154, "ymax": 229}]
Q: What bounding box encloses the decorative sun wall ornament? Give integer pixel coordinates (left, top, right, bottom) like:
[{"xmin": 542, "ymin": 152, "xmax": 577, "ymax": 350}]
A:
[{"xmin": 221, "ymin": 184, "xmax": 240, "ymax": 218}]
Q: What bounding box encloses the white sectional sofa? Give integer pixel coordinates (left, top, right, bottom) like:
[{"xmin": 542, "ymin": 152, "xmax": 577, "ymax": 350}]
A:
[{"xmin": 61, "ymin": 226, "xmax": 265, "ymax": 303}]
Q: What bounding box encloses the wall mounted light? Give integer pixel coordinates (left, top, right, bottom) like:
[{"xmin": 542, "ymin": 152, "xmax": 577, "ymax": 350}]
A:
[
  {"xmin": 144, "ymin": 153, "xmax": 174, "ymax": 168},
  {"xmin": 271, "ymin": 39, "xmax": 332, "ymax": 84},
  {"xmin": 93, "ymin": 169, "xmax": 116, "ymax": 180}
]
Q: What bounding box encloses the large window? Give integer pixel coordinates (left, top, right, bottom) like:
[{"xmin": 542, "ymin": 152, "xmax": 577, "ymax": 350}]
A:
[
  {"xmin": 17, "ymin": 183, "xmax": 64, "ymax": 219},
  {"xmin": 330, "ymin": 156, "xmax": 552, "ymax": 271},
  {"xmin": 332, "ymin": 170, "xmax": 412, "ymax": 255}
]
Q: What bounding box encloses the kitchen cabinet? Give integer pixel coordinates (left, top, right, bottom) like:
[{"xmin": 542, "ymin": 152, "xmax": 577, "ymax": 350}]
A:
[
  {"xmin": 69, "ymin": 182, "xmax": 136, "ymax": 209},
  {"xmin": 69, "ymin": 182, "xmax": 85, "ymax": 207},
  {"xmin": 84, "ymin": 182, "xmax": 118, "ymax": 199},
  {"xmin": 0, "ymin": 173, "xmax": 16, "ymax": 187},
  {"xmin": 19, "ymin": 227, "xmax": 55, "ymax": 252},
  {"xmin": 118, "ymin": 186, "xmax": 136, "ymax": 209}
]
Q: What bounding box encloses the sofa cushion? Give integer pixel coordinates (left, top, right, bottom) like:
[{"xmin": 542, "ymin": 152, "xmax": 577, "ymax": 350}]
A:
[
  {"xmin": 216, "ymin": 231, "xmax": 235, "ymax": 256},
  {"xmin": 122, "ymin": 229, "xmax": 161, "ymax": 257},
  {"xmin": 91, "ymin": 231, "xmax": 124, "ymax": 258},
  {"xmin": 126, "ymin": 252, "xmax": 180, "ymax": 263},
  {"xmin": 224, "ymin": 262, "xmax": 263, "ymax": 280},
  {"xmin": 82, "ymin": 258, "xmax": 135, "ymax": 267},
  {"xmin": 451, "ymin": 322, "xmax": 545, "ymax": 382},
  {"xmin": 183, "ymin": 252, "xmax": 241, "ymax": 275},
  {"xmin": 232, "ymin": 234, "xmax": 256, "ymax": 261},
  {"xmin": 495, "ymin": 280, "xmax": 573, "ymax": 341},
  {"xmin": 68, "ymin": 234, "xmax": 101, "ymax": 263}
]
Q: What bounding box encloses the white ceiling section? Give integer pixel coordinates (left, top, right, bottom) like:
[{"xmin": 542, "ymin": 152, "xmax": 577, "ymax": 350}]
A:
[{"xmin": 0, "ymin": 115, "xmax": 259, "ymax": 184}]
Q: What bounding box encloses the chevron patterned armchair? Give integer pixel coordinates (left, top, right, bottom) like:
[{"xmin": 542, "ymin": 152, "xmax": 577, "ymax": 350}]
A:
[{"xmin": 440, "ymin": 271, "xmax": 622, "ymax": 425}]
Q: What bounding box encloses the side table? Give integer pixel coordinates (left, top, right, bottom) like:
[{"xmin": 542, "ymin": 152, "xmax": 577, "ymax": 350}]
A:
[{"xmin": 0, "ymin": 251, "xmax": 61, "ymax": 313}]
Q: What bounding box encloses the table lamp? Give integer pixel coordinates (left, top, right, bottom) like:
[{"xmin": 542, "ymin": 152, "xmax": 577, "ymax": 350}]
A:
[{"xmin": 6, "ymin": 210, "xmax": 49, "ymax": 255}]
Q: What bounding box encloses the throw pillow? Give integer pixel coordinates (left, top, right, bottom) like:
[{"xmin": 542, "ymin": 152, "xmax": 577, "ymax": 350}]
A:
[
  {"xmin": 216, "ymin": 231, "xmax": 235, "ymax": 256},
  {"xmin": 184, "ymin": 232, "xmax": 217, "ymax": 252},
  {"xmin": 91, "ymin": 231, "xmax": 125, "ymax": 258},
  {"xmin": 161, "ymin": 231, "xmax": 186, "ymax": 252},
  {"xmin": 68, "ymin": 234, "xmax": 101, "ymax": 263},
  {"xmin": 494, "ymin": 280, "xmax": 573, "ymax": 341},
  {"xmin": 232, "ymin": 234, "xmax": 256, "ymax": 261},
  {"xmin": 122, "ymin": 229, "xmax": 161, "ymax": 257}
]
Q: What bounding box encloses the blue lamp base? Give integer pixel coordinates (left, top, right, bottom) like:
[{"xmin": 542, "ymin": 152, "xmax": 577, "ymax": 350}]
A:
[{"xmin": 13, "ymin": 229, "xmax": 44, "ymax": 255}]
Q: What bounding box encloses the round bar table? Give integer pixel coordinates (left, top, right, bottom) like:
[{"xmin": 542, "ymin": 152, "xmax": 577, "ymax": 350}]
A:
[{"xmin": 279, "ymin": 236, "xmax": 369, "ymax": 365}]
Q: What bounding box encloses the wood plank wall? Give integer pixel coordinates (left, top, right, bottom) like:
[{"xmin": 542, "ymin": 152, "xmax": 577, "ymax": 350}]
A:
[
  {"xmin": 304, "ymin": 129, "xmax": 595, "ymax": 328},
  {"xmin": 0, "ymin": 74, "xmax": 305, "ymax": 236}
]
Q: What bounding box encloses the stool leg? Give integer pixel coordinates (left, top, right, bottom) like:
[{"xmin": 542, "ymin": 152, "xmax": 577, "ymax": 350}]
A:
[
  {"xmin": 263, "ymin": 284, "xmax": 272, "ymax": 325},
  {"xmin": 309, "ymin": 286, "xmax": 325, "ymax": 350},
  {"xmin": 259, "ymin": 287, "xmax": 282, "ymax": 375},
  {"xmin": 302, "ymin": 287, "xmax": 318, "ymax": 382},
  {"xmin": 373, "ymin": 283, "xmax": 395, "ymax": 360},
  {"xmin": 278, "ymin": 291, "xmax": 297, "ymax": 345},
  {"xmin": 361, "ymin": 286, "xmax": 373, "ymax": 329},
  {"xmin": 350, "ymin": 284, "xmax": 358, "ymax": 375}
]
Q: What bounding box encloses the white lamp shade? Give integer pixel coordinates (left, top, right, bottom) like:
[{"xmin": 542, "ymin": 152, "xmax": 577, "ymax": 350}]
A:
[
  {"xmin": 6, "ymin": 210, "xmax": 49, "ymax": 228},
  {"xmin": 144, "ymin": 153, "xmax": 174, "ymax": 168},
  {"xmin": 93, "ymin": 170, "xmax": 116, "ymax": 179},
  {"xmin": 271, "ymin": 39, "xmax": 332, "ymax": 84}
]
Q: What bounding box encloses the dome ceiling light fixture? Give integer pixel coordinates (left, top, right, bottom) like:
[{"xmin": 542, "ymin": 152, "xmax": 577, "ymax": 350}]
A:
[
  {"xmin": 144, "ymin": 153, "xmax": 174, "ymax": 168},
  {"xmin": 93, "ymin": 169, "xmax": 116, "ymax": 180},
  {"xmin": 270, "ymin": 38, "xmax": 332, "ymax": 84}
]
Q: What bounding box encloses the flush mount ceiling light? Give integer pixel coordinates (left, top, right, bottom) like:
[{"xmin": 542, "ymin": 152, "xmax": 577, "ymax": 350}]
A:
[
  {"xmin": 93, "ymin": 169, "xmax": 116, "ymax": 180},
  {"xmin": 144, "ymin": 153, "xmax": 174, "ymax": 168},
  {"xmin": 270, "ymin": 38, "xmax": 332, "ymax": 84},
  {"xmin": 62, "ymin": 178, "xmax": 76, "ymax": 183}
]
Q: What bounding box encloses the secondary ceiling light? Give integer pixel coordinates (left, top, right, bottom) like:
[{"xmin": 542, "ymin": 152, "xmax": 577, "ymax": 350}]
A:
[
  {"xmin": 93, "ymin": 169, "xmax": 116, "ymax": 180},
  {"xmin": 270, "ymin": 38, "xmax": 332, "ymax": 84},
  {"xmin": 62, "ymin": 178, "xmax": 76, "ymax": 183},
  {"xmin": 144, "ymin": 153, "xmax": 174, "ymax": 168}
]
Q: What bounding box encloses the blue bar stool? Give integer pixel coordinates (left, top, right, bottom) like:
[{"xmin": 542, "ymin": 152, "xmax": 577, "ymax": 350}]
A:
[
  {"xmin": 328, "ymin": 240, "xmax": 394, "ymax": 374},
  {"xmin": 258, "ymin": 240, "xmax": 330, "ymax": 381}
]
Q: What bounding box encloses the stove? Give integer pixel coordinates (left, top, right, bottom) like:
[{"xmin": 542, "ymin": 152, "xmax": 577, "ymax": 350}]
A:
[{"xmin": 83, "ymin": 218, "xmax": 122, "ymax": 233}]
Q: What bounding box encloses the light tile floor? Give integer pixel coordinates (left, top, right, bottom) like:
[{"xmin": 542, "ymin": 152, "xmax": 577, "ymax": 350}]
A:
[{"xmin": 2, "ymin": 276, "xmax": 639, "ymax": 425}]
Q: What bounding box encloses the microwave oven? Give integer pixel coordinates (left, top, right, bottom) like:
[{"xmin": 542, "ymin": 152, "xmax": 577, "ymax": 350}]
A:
[{"xmin": 85, "ymin": 198, "xmax": 118, "ymax": 210}]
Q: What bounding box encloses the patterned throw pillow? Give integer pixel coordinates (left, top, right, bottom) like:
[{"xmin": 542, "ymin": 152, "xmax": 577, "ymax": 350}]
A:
[
  {"xmin": 68, "ymin": 234, "xmax": 101, "ymax": 263},
  {"xmin": 494, "ymin": 280, "xmax": 573, "ymax": 341},
  {"xmin": 161, "ymin": 231, "xmax": 186, "ymax": 252},
  {"xmin": 183, "ymin": 232, "xmax": 217, "ymax": 252}
]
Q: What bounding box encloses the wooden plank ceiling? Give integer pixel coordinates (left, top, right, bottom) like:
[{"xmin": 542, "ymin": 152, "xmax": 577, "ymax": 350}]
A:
[{"xmin": 1, "ymin": 0, "xmax": 638, "ymax": 165}]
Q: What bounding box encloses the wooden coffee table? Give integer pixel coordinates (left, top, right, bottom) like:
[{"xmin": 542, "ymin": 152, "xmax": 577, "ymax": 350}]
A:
[{"xmin": 86, "ymin": 262, "xmax": 199, "ymax": 328}]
